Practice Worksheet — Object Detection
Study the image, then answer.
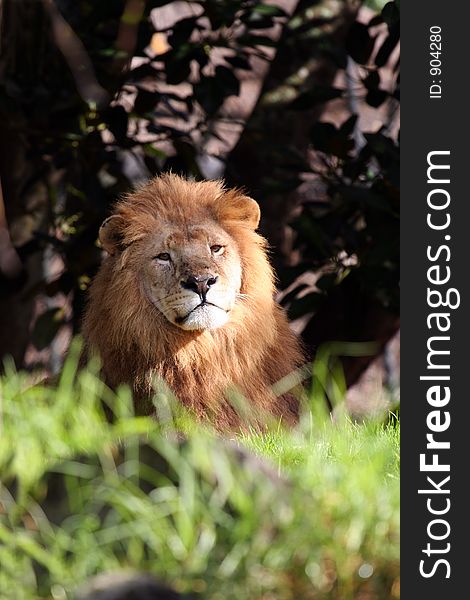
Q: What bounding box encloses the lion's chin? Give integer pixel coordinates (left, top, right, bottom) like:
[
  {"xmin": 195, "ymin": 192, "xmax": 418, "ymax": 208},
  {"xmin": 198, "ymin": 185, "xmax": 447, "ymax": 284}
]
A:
[{"xmin": 174, "ymin": 304, "xmax": 229, "ymax": 331}]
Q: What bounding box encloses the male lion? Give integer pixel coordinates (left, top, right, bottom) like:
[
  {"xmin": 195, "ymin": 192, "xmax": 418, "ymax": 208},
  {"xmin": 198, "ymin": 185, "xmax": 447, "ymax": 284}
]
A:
[{"xmin": 83, "ymin": 174, "xmax": 304, "ymax": 429}]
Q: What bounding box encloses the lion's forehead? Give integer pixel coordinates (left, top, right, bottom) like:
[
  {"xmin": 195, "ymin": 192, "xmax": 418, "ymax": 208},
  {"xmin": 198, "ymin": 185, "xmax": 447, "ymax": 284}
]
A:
[
  {"xmin": 142, "ymin": 221, "xmax": 232, "ymax": 252},
  {"xmin": 166, "ymin": 227, "xmax": 210, "ymax": 247}
]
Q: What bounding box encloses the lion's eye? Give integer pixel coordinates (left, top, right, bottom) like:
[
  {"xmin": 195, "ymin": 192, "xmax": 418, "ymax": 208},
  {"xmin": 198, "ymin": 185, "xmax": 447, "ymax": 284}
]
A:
[
  {"xmin": 154, "ymin": 252, "xmax": 171, "ymax": 262},
  {"xmin": 210, "ymin": 245, "xmax": 224, "ymax": 256}
]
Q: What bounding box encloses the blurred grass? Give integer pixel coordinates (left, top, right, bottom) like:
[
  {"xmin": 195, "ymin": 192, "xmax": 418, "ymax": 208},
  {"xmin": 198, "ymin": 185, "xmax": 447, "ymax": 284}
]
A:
[{"xmin": 0, "ymin": 342, "xmax": 399, "ymax": 600}]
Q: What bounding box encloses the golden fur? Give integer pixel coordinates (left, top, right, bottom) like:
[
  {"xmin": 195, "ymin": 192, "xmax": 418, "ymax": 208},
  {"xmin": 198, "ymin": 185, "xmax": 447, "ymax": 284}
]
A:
[{"xmin": 82, "ymin": 174, "xmax": 304, "ymax": 429}]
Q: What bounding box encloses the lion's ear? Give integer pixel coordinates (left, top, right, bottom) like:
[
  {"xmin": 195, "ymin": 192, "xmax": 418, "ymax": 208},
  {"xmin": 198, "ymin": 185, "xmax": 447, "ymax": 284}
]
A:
[
  {"xmin": 218, "ymin": 195, "xmax": 260, "ymax": 230},
  {"xmin": 99, "ymin": 215, "xmax": 126, "ymax": 255}
]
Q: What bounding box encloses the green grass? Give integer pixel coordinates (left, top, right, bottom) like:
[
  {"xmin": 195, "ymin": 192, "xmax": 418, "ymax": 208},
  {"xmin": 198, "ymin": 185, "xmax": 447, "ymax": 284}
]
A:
[{"xmin": 0, "ymin": 346, "xmax": 399, "ymax": 600}]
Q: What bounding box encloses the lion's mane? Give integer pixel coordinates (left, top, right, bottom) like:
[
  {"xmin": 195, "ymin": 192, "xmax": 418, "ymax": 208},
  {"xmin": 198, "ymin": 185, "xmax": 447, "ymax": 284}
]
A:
[{"xmin": 83, "ymin": 174, "xmax": 304, "ymax": 429}]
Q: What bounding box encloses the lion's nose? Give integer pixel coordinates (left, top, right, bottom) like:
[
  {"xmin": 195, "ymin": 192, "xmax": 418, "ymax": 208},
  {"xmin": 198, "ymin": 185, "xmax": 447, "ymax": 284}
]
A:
[{"xmin": 181, "ymin": 274, "xmax": 218, "ymax": 300}]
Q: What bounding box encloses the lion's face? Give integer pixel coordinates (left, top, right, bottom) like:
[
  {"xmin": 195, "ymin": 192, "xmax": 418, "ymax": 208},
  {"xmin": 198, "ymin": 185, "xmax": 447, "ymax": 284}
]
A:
[
  {"xmin": 98, "ymin": 176, "xmax": 262, "ymax": 332},
  {"xmin": 138, "ymin": 221, "xmax": 242, "ymax": 331}
]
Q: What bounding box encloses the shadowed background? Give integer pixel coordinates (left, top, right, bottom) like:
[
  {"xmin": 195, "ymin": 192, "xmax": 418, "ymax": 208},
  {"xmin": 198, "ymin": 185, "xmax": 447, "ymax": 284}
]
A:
[{"xmin": 0, "ymin": 0, "xmax": 399, "ymax": 413}]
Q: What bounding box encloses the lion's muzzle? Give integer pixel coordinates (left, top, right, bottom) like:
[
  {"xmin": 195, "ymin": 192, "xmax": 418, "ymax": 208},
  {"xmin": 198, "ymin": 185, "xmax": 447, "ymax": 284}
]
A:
[{"xmin": 180, "ymin": 274, "xmax": 218, "ymax": 302}]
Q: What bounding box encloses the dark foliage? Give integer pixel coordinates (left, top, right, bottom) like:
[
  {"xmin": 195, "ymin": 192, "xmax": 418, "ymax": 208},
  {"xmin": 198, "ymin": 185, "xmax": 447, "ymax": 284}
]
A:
[{"xmin": 0, "ymin": 0, "xmax": 399, "ymax": 379}]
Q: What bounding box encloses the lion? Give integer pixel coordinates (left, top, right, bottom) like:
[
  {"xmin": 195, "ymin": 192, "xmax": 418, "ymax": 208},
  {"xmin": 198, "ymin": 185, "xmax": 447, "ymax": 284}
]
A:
[{"xmin": 82, "ymin": 173, "xmax": 304, "ymax": 429}]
